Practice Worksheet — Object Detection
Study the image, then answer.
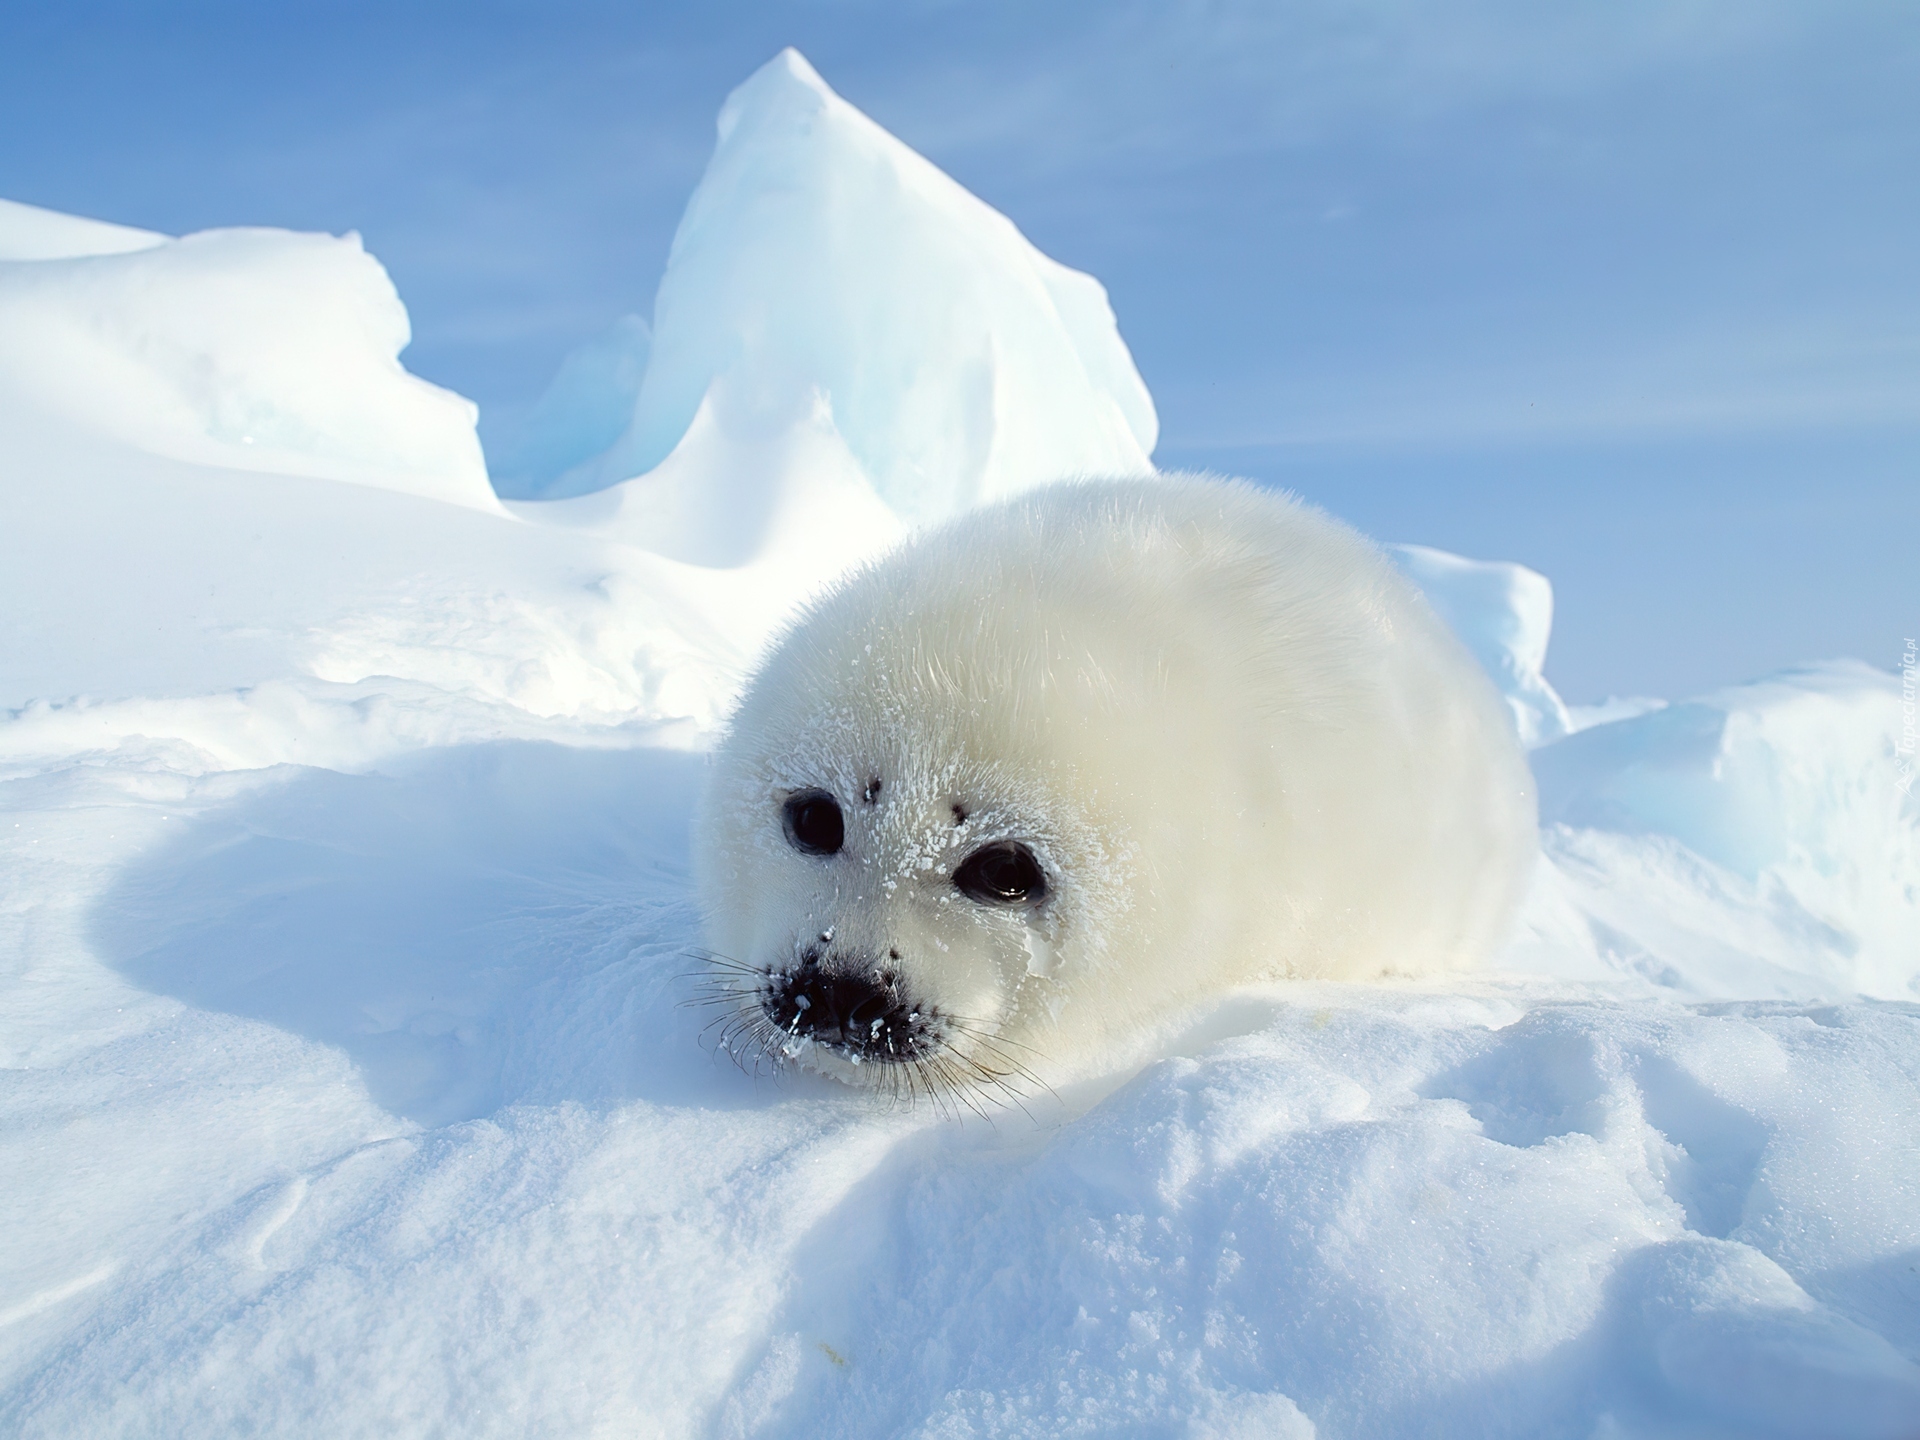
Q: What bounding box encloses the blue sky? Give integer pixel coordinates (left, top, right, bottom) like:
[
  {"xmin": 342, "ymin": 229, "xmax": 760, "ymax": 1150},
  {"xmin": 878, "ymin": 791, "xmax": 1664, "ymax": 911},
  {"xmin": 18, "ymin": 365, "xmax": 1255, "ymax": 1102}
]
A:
[{"xmin": 3, "ymin": 1, "xmax": 1914, "ymax": 701}]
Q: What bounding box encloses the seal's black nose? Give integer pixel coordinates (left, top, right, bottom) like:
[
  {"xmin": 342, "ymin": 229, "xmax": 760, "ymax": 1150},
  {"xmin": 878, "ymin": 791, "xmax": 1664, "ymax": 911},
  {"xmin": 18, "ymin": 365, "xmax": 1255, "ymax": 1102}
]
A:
[{"xmin": 766, "ymin": 955, "xmax": 924, "ymax": 1061}]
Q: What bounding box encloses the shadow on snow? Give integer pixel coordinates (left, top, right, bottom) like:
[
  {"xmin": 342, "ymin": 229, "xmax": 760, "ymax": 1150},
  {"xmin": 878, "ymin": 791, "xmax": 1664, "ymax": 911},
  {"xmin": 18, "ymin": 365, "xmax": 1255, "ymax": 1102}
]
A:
[{"xmin": 87, "ymin": 739, "xmax": 765, "ymax": 1126}]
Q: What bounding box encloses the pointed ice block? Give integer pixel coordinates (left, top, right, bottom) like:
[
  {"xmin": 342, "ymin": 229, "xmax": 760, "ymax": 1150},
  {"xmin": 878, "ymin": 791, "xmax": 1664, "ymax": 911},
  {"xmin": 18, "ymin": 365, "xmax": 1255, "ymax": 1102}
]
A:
[{"xmin": 538, "ymin": 49, "xmax": 1157, "ymax": 524}]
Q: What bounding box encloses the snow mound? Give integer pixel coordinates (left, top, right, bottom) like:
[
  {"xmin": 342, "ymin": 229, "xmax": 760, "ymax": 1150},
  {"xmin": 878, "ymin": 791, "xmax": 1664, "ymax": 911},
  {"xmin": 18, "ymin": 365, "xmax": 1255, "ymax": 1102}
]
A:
[
  {"xmin": 0, "ymin": 225, "xmax": 493, "ymax": 509},
  {"xmin": 1393, "ymin": 543, "xmax": 1572, "ymax": 746},
  {"xmin": 515, "ymin": 48, "xmax": 1156, "ymax": 531},
  {"xmin": 0, "ymin": 196, "xmax": 167, "ymax": 261},
  {"xmin": 512, "ymin": 381, "xmax": 902, "ymax": 582},
  {"xmin": 1521, "ymin": 661, "xmax": 1920, "ymax": 1001}
]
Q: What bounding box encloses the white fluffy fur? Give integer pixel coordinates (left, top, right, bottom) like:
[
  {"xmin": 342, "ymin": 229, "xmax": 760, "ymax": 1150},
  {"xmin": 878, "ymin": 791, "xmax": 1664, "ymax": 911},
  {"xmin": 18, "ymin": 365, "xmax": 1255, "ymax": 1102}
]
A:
[{"xmin": 693, "ymin": 476, "xmax": 1536, "ymax": 1096}]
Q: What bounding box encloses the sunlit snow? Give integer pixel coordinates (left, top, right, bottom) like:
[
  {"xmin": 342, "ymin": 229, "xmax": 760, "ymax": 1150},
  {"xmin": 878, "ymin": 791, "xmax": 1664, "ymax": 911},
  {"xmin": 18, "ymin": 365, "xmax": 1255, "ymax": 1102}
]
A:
[{"xmin": 2, "ymin": 48, "xmax": 1915, "ymax": 1440}]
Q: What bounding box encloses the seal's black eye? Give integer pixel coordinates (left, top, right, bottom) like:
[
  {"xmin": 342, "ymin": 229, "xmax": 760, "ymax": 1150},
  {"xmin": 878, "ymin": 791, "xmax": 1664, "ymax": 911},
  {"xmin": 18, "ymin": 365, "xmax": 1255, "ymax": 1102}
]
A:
[
  {"xmin": 782, "ymin": 789, "xmax": 844, "ymax": 856},
  {"xmin": 954, "ymin": 842, "xmax": 1047, "ymax": 906}
]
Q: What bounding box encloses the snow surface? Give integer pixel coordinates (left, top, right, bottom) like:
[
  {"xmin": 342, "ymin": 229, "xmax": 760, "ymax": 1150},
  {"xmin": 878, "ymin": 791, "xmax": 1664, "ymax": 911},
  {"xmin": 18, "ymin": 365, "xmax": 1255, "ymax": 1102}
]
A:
[{"xmin": 4, "ymin": 47, "xmax": 1918, "ymax": 1440}]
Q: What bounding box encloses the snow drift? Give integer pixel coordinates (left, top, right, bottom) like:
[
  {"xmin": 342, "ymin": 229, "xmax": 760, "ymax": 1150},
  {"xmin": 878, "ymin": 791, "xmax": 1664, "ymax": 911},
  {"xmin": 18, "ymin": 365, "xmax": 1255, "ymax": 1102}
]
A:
[
  {"xmin": 1528, "ymin": 661, "xmax": 1918, "ymax": 1002},
  {"xmin": 1392, "ymin": 543, "xmax": 1573, "ymax": 747},
  {"xmin": 3, "ymin": 46, "xmax": 1917, "ymax": 1440},
  {"xmin": 0, "ymin": 221, "xmax": 492, "ymax": 509}
]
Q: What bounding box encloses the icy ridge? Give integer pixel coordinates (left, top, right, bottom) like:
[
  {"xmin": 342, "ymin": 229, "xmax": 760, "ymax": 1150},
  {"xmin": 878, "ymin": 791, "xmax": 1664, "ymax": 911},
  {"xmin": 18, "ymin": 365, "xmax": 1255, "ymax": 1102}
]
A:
[
  {"xmin": 0, "ymin": 196, "xmax": 168, "ymax": 261},
  {"xmin": 506, "ymin": 49, "xmax": 1156, "ymax": 538}
]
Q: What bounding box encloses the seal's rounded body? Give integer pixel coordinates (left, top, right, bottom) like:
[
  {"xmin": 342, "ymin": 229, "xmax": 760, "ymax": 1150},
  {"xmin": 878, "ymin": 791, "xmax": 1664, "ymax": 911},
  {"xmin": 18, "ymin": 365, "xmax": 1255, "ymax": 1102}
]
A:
[{"xmin": 694, "ymin": 477, "xmax": 1536, "ymax": 1096}]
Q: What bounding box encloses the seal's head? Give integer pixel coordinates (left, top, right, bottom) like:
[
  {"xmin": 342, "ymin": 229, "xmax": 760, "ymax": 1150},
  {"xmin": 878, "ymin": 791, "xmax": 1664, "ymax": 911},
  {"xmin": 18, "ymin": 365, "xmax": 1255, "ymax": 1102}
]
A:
[
  {"xmin": 690, "ymin": 636, "xmax": 1131, "ymax": 1103},
  {"xmin": 692, "ymin": 477, "xmax": 1537, "ymax": 1102}
]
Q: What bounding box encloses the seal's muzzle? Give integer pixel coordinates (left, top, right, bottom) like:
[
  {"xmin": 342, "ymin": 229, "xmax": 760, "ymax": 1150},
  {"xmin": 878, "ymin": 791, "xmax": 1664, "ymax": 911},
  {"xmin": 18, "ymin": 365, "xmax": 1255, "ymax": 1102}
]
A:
[{"xmin": 765, "ymin": 951, "xmax": 932, "ymax": 1063}]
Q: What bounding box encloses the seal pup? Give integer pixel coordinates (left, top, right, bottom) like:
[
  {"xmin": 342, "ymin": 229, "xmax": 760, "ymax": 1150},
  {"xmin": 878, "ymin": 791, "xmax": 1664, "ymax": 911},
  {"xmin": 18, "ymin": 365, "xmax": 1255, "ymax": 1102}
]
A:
[{"xmin": 693, "ymin": 476, "xmax": 1536, "ymax": 1103}]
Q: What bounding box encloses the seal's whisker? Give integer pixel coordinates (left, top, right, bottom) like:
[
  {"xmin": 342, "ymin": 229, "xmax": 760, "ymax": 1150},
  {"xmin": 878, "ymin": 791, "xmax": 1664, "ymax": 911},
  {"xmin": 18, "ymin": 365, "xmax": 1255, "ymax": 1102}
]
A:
[
  {"xmin": 681, "ymin": 956, "xmax": 1047, "ymax": 1119},
  {"xmin": 919, "ymin": 1059, "xmax": 958, "ymax": 1121},
  {"xmin": 906, "ymin": 1063, "xmax": 930, "ymax": 1118},
  {"xmin": 682, "ymin": 958, "xmax": 768, "ymax": 981},
  {"xmin": 943, "ymin": 1062, "xmax": 998, "ymax": 1123},
  {"xmin": 678, "ymin": 987, "xmax": 756, "ymax": 1012},
  {"xmin": 943, "ymin": 1021, "xmax": 1057, "ymax": 1103},
  {"xmin": 699, "ymin": 1007, "xmax": 763, "ymax": 1045},
  {"xmin": 915, "ymin": 1064, "xmax": 951, "ymax": 1122},
  {"xmin": 905, "ymin": 1063, "xmax": 935, "ymax": 1119},
  {"xmin": 944, "ymin": 1014, "xmax": 1050, "ymax": 1062},
  {"xmin": 709, "ymin": 1014, "xmax": 754, "ymax": 1058},
  {"xmin": 943, "ymin": 1046, "xmax": 1016, "ymax": 1101},
  {"xmin": 943, "ymin": 1062, "xmax": 985, "ymax": 1120},
  {"xmin": 952, "ymin": 1024, "xmax": 1050, "ymax": 1086}
]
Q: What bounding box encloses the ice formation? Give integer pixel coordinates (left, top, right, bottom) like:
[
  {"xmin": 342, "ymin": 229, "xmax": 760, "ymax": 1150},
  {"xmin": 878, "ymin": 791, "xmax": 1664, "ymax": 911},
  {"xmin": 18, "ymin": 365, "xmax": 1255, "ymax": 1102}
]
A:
[
  {"xmin": 2, "ymin": 47, "xmax": 1916, "ymax": 1440},
  {"xmin": 1528, "ymin": 660, "xmax": 1918, "ymax": 1001},
  {"xmin": 1392, "ymin": 543, "xmax": 1573, "ymax": 746},
  {"xmin": 485, "ymin": 313, "xmax": 652, "ymax": 499},
  {"xmin": 510, "ymin": 49, "xmax": 1156, "ymax": 535},
  {"xmin": 0, "ymin": 221, "xmax": 493, "ymax": 509}
]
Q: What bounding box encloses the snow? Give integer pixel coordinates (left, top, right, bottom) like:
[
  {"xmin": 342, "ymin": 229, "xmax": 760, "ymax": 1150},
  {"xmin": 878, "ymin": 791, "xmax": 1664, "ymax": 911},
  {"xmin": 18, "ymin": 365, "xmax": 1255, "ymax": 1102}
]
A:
[
  {"xmin": 1529, "ymin": 661, "xmax": 1918, "ymax": 1003},
  {"xmin": 0, "ymin": 196, "xmax": 167, "ymax": 261},
  {"xmin": 0, "ymin": 224, "xmax": 493, "ymax": 510},
  {"xmin": 1392, "ymin": 543, "xmax": 1573, "ymax": 747},
  {"xmin": 4, "ymin": 47, "xmax": 1918, "ymax": 1440}
]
